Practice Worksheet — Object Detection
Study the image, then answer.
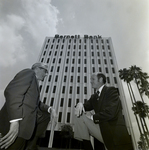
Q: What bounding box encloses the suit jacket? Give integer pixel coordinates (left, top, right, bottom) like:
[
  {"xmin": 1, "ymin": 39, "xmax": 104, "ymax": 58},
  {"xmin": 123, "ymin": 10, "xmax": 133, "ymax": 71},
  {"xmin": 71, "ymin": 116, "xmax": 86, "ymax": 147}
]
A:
[
  {"xmin": 0, "ymin": 69, "xmax": 49, "ymax": 140},
  {"xmin": 84, "ymin": 86, "xmax": 132, "ymax": 150}
]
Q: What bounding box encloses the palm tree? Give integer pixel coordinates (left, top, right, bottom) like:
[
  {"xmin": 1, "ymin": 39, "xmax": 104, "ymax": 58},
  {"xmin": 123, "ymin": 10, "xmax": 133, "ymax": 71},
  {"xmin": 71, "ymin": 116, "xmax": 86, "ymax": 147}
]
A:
[{"xmin": 119, "ymin": 66, "xmax": 149, "ymax": 149}]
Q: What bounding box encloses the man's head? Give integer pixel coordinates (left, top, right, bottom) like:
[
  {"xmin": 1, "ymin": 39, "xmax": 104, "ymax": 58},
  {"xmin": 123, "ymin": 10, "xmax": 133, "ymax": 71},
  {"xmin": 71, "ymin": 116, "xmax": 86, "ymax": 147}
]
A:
[
  {"xmin": 90, "ymin": 72, "xmax": 106, "ymax": 89},
  {"xmin": 32, "ymin": 63, "xmax": 48, "ymax": 81}
]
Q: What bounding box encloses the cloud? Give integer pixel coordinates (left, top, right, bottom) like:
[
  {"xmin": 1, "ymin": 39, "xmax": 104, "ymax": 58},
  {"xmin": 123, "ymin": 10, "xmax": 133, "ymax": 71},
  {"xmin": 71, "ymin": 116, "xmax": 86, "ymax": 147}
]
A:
[{"xmin": 0, "ymin": 0, "xmax": 59, "ymax": 67}]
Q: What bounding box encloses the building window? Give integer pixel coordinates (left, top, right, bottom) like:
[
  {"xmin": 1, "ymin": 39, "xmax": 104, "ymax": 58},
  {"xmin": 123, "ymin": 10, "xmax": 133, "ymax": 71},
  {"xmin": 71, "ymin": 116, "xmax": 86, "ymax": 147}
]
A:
[
  {"xmin": 67, "ymin": 112, "xmax": 70, "ymax": 123},
  {"xmin": 62, "ymin": 86, "xmax": 65, "ymax": 94},
  {"xmin": 78, "ymin": 59, "xmax": 81, "ymax": 64},
  {"xmin": 65, "ymin": 67, "xmax": 68, "ymax": 72},
  {"xmin": 70, "ymin": 76, "xmax": 73, "ymax": 82},
  {"xmin": 112, "ymin": 68, "xmax": 115, "ymax": 73},
  {"xmin": 79, "ymin": 51, "xmax": 81, "ymax": 56},
  {"xmin": 47, "ymin": 58, "xmax": 49, "ymax": 63},
  {"xmin": 54, "ymin": 51, "xmax": 57, "ymax": 56},
  {"xmin": 104, "ymin": 59, "xmax": 107, "ymax": 64},
  {"xmin": 40, "ymin": 85, "xmax": 42, "ymax": 91},
  {"xmin": 43, "ymin": 51, "xmax": 46, "ymax": 56},
  {"xmin": 60, "ymin": 51, "xmax": 63, "ymax": 56},
  {"xmin": 101, "ymin": 39, "xmax": 104, "ymax": 43},
  {"xmin": 74, "ymin": 45, "xmax": 76, "ymax": 49},
  {"xmin": 84, "ymin": 87, "xmax": 87, "ymax": 94},
  {"xmin": 92, "ymin": 52, "xmax": 94, "ymax": 56},
  {"xmin": 79, "ymin": 45, "xmax": 81, "ymax": 49},
  {"xmin": 61, "ymin": 45, "xmax": 64, "ymax": 49},
  {"xmin": 103, "ymin": 52, "xmax": 106, "ymax": 56},
  {"xmin": 45, "ymin": 85, "xmax": 49, "ymax": 93},
  {"xmin": 68, "ymin": 99, "xmax": 71, "ymax": 107},
  {"xmin": 84, "ymin": 59, "xmax": 87, "ymax": 64},
  {"xmin": 49, "ymin": 51, "xmax": 51, "ymax": 56},
  {"xmin": 91, "ymin": 45, "xmax": 93, "ymax": 49},
  {"xmin": 41, "ymin": 58, "xmax": 44, "ymax": 62},
  {"xmin": 53, "ymin": 58, "xmax": 55, "ymax": 63},
  {"xmin": 84, "ymin": 45, "xmax": 86, "ymax": 49},
  {"xmin": 107, "ymin": 39, "xmax": 109, "ymax": 43},
  {"xmin": 110, "ymin": 59, "xmax": 113, "ymax": 64},
  {"xmin": 84, "ymin": 76, "xmax": 87, "ymax": 83},
  {"xmin": 93, "ymin": 67, "xmax": 95, "ymax": 72},
  {"xmin": 57, "ymin": 66, "xmax": 60, "ymax": 72},
  {"xmin": 66, "ymin": 58, "xmax": 69, "ymax": 64},
  {"xmin": 114, "ymin": 77, "xmax": 117, "ymax": 84},
  {"xmin": 77, "ymin": 76, "xmax": 80, "ymax": 83},
  {"xmin": 55, "ymin": 75, "xmax": 58, "ymax": 82},
  {"xmin": 59, "ymin": 58, "xmax": 61, "ymax": 63},
  {"xmin": 84, "ymin": 67, "xmax": 87, "ymax": 73},
  {"xmin": 71, "ymin": 67, "xmax": 74, "ymax": 72},
  {"xmin": 56, "ymin": 45, "xmax": 58, "ymax": 49},
  {"xmin": 92, "ymin": 59, "xmax": 94, "ymax": 64},
  {"xmin": 43, "ymin": 97, "xmax": 46, "ymax": 104},
  {"xmin": 50, "ymin": 98, "xmax": 54, "ymax": 106},
  {"xmin": 76, "ymin": 99, "xmax": 79, "ymax": 105},
  {"xmin": 69, "ymin": 39, "xmax": 71, "ymax": 43},
  {"xmin": 63, "ymin": 39, "xmax": 65, "ymax": 43},
  {"xmin": 71, "ymin": 59, "xmax": 74, "ymax": 64},
  {"xmin": 58, "ymin": 112, "xmax": 62, "ymax": 122},
  {"xmin": 73, "ymin": 51, "xmax": 75, "ymax": 56},
  {"xmin": 68, "ymin": 45, "xmax": 70, "ymax": 49},
  {"xmin": 78, "ymin": 67, "xmax": 80, "ymax": 73},
  {"xmin": 102, "ymin": 45, "xmax": 104, "ymax": 49},
  {"xmin": 48, "ymin": 75, "xmax": 52, "ymax": 82},
  {"xmin": 108, "ymin": 45, "xmax": 110, "ymax": 50},
  {"xmin": 77, "ymin": 87, "xmax": 80, "ymax": 94},
  {"xmin": 51, "ymin": 45, "xmax": 53, "ymax": 49},
  {"xmin": 109, "ymin": 52, "xmax": 112, "ymax": 57},
  {"xmin": 105, "ymin": 67, "xmax": 108, "ymax": 73},
  {"xmin": 79, "ymin": 39, "xmax": 81, "ymax": 43},
  {"xmin": 60, "ymin": 98, "xmax": 64, "ymax": 107},
  {"xmin": 64, "ymin": 76, "xmax": 67, "ymax": 82},
  {"xmin": 53, "ymin": 86, "xmax": 56, "ymax": 93},
  {"xmin": 107, "ymin": 77, "xmax": 110, "ymax": 83},
  {"xmin": 67, "ymin": 51, "xmax": 70, "ymax": 56},
  {"xmin": 50, "ymin": 66, "xmax": 54, "ymax": 72},
  {"xmin": 84, "ymin": 52, "xmax": 87, "ymax": 56},
  {"xmin": 69, "ymin": 86, "xmax": 72, "ymax": 94},
  {"xmin": 99, "ymin": 67, "xmax": 102, "ymax": 72}
]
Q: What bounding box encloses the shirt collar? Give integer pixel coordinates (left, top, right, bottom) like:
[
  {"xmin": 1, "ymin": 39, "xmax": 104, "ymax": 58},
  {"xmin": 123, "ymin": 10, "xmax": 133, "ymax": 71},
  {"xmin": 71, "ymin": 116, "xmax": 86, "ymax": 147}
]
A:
[{"xmin": 97, "ymin": 84, "xmax": 105, "ymax": 94}]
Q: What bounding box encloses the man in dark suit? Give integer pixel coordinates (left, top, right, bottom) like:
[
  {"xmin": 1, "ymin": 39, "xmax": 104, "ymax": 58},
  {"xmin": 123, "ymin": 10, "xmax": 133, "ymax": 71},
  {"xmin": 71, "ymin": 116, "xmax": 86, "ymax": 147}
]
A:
[
  {"xmin": 0, "ymin": 63, "xmax": 57, "ymax": 150},
  {"xmin": 74, "ymin": 73, "xmax": 133, "ymax": 150}
]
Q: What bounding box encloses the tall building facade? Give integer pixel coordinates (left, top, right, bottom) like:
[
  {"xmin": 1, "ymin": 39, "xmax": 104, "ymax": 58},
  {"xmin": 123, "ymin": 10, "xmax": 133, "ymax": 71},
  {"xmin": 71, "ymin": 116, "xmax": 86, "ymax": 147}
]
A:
[{"xmin": 38, "ymin": 34, "xmax": 135, "ymax": 148}]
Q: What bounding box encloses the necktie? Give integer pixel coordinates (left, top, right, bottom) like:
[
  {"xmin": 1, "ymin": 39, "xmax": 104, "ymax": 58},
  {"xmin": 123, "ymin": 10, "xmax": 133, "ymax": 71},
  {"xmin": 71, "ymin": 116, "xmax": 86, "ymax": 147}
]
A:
[
  {"xmin": 96, "ymin": 91, "xmax": 100, "ymax": 100},
  {"xmin": 96, "ymin": 91, "xmax": 100, "ymax": 95}
]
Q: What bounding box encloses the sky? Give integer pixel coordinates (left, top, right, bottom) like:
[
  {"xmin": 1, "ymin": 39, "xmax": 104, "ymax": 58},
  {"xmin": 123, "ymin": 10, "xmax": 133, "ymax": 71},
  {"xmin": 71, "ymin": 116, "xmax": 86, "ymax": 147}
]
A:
[{"xmin": 0, "ymin": 0, "xmax": 149, "ymax": 107}]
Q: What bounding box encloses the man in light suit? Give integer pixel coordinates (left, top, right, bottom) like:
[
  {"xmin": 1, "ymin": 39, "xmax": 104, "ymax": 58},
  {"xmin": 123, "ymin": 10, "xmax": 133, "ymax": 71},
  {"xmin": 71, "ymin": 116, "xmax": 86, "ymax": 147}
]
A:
[
  {"xmin": 74, "ymin": 73, "xmax": 133, "ymax": 150},
  {"xmin": 0, "ymin": 63, "xmax": 57, "ymax": 150}
]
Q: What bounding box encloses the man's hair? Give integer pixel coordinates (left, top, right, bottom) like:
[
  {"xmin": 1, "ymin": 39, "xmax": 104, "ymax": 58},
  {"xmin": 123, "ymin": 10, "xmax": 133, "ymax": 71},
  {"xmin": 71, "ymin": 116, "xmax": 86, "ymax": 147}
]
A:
[
  {"xmin": 31, "ymin": 63, "xmax": 48, "ymax": 72},
  {"xmin": 96, "ymin": 73, "xmax": 106, "ymax": 84}
]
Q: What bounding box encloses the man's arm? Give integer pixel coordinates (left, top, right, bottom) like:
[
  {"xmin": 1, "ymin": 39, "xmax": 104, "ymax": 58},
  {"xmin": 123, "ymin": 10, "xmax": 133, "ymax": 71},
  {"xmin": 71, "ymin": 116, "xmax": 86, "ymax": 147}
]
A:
[
  {"xmin": 4, "ymin": 69, "xmax": 35, "ymax": 120},
  {"xmin": 0, "ymin": 69, "xmax": 35, "ymax": 149}
]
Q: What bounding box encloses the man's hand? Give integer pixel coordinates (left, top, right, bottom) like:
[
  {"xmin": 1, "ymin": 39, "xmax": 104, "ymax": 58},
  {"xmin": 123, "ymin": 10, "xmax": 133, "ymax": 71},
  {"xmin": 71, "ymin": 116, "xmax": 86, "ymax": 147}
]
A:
[
  {"xmin": 0, "ymin": 121, "xmax": 19, "ymax": 149},
  {"xmin": 75, "ymin": 102, "xmax": 85, "ymax": 117}
]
